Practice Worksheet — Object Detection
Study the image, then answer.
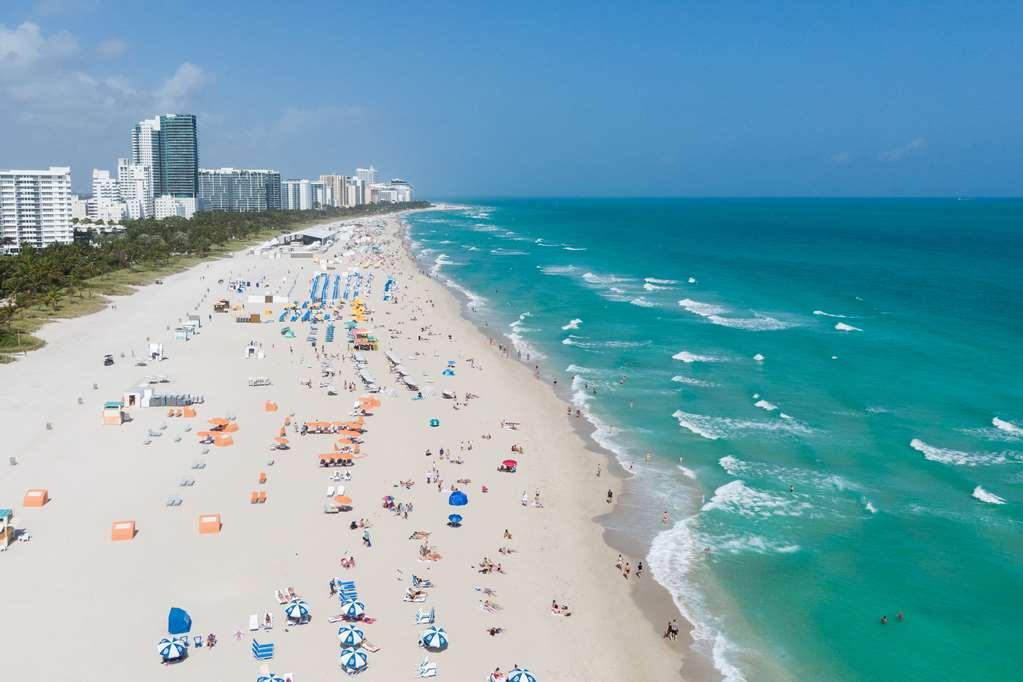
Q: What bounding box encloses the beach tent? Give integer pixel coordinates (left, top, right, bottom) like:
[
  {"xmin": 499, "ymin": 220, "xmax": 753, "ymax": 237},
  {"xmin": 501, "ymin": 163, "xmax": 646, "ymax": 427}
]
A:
[
  {"xmin": 168, "ymin": 607, "xmax": 192, "ymax": 635},
  {"xmin": 337, "ymin": 624, "xmax": 365, "ymax": 647},
  {"xmin": 157, "ymin": 637, "xmax": 187, "ymax": 661},
  {"xmin": 420, "ymin": 626, "xmax": 449, "ymax": 650},
  {"xmin": 448, "ymin": 490, "xmax": 468, "ymax": 506},
  {"xmin": 338, "ymin": 647, "xmax": 368, "ymax": 673},
  {"xmin": 508, "ymin": 669, "xmax": 538, "ymax": 682},
  {"xmin": 447, "ymin": 513, "xmax": 463, "ymax": 527}
]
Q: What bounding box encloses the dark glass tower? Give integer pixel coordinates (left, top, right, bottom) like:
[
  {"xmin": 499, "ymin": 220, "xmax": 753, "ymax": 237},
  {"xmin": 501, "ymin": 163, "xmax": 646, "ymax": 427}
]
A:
[{"xmin": 158, "ymin": 114, "xmax": 198, "ymax": 198}]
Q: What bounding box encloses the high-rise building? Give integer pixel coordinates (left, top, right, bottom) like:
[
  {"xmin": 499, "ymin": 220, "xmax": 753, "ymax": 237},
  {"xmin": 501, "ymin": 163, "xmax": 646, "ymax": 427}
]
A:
[
  {"xmin": 345, "ymin": 177, "xmax": 365, "ymax": 207},
  {"xmin": 356, "ymin": 166, "xmax": 377, "ymax": 186},
  {"xmin": 0, "ymin": 167, "xmax": 73, "ymax": 253},
  {"xmin": 319, "ymin": 174, "xmax": 348, "ymax": 208},
  {"xmin": 310, "ymin": 180, "xmax": 328, "ymax": 209},
  {"xmin": 158, "ymin": 114, "xmax": 198, "ymax": 198},
  {"xmin": 198, "ymin": 168, "xmax": 282, "ymax": 212},
  {"xmin": 282, "ymin": 179, "xmax": 314, "ymax": 210},
  {"xmin": 131, "ymin": 113, "xmax": 199, "ymax": 212},
  {"xmin": 91, "ymin": 169, "xmax": 118, "ymax": 201},
  {"xmin": 154, "ymin": 195, "xmax": 196, "ymax": 220},
  {"xmin": 117, "ymin": 158, "xmax": 149, "ymax": 219}
]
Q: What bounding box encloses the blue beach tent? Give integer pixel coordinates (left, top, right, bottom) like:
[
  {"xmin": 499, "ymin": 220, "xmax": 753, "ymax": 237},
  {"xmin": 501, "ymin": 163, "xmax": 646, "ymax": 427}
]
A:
[
  {"xmin": 448, "ymin": 490, "xmax": 468, "ymax": 506},
  {"xmin": 168, "ymin": 607, "xmax": 192, "ymax": 635}
]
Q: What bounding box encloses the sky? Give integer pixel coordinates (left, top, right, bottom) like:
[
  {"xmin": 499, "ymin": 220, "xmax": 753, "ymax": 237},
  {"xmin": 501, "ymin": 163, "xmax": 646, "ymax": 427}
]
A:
[{"xmin": 1, "ymin": 1, "xmax": 1022, "ymax": 197}]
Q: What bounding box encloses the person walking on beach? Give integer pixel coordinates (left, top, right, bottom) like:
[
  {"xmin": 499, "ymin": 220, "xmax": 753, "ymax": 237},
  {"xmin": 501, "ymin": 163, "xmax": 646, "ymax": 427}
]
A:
[
  {"xmin": 521, "ymin": 490, "xmax": 528, "ymax": 507},
  {"xmin": 362, "ymin": 529, "xmax": 371, "ymax": 548},
  {"xmin": 637, "ymin": 560, "xmax": 644, "ymax": 577},
  {"xmin": 607, "ymin": 489, "xmax": 613, "ymax": 504}
]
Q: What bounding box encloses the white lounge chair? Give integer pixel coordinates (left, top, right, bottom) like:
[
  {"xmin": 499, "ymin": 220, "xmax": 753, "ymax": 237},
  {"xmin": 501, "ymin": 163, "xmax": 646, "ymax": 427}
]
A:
[
  {"xmin": 415, "ymin": 607, "xmax": 435, "ymax": 624},
  {"xmin": 416, "ymin": 657, "xmax": 438, "ymax": 678},
  {"xmin": 248, "ymin": 614, "xmax": 259, "ymax": 631},
  {"xmin": 326, "ymin": 486, "xmax": 336, "ymax": 497}
]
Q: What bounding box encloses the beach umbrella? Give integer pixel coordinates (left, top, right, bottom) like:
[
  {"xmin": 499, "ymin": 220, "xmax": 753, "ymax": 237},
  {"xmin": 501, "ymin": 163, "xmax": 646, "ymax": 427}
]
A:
[
  {"xmin": 283, "ymin": 599, "xmax": 311, "ymax": 621},
  {"xmin": 156, "ymin": 637, "xmax": 187, "ymax": 661},
  {"xmin": 447, "ymin": 513, "xmax": 463, "ymax": 526},
  {"xmin": 448, "ymin": 490, "xmax": 468, "ymax": 506},
  {"xmin": 167, "ymin": 607, "xmax": 192, "ymax": 635},
  {"xmin": 340, "ymin": 599, "xmax": 366, "ymax": 620},
  {"xmin": 502, "ymin": 459, "xmax": 518, "ymax": 469},
  {"xmin": 256, "ymin": 674, "xmax": 286, "ymax": 682},
  {"xmin": 338, "ymin": 647, "xmax": 369, "ymax": 672},
  {"xmin": 420, "ymin": 626, "xmax": 449, "ymax": 650},
  {"xmin": 337, "ymin": 624, "xmax": 365, "ymax": 647},
  {"xmin": 334, "ymin": 495, "xmax": 353, "ymax": 508},
  {"xmin": 274, "ymin": 437, "xmax": 289, "ymax": 445},
  {"xmin": 507, "ymin": 669, "xmax": 537, "ymax": 682}
]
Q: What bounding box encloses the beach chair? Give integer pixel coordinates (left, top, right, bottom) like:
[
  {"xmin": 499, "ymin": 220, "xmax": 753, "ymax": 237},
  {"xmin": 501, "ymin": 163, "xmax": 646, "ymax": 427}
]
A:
[
  {"xmin": 251, "ymin": 639, "xmax": 274, "ymax": 660},
  {"xmin": 193, "ymin": 635, "xmax": 203, "ymax": 648},
  {"xmin": 248, "ymin": 614, "xmax": 260, "ymax": 631},
  {"xmin": 403, "ymin": 590, "xmax": 426, "ymax": 603},
  {"xmin": 411, "ymin": 575, "xmax": 434, "ymax": 589},
  {"xmin": 416, "ymin": 657, "xmax": 438, "ymax": 678},
  {"xmin": 326, "ymin": 486, "xmax": 336, "ymax": 497},
  {"xmin": 275, "ymin": 589, "xmax": 288, "ymax": 604},
  {"xmin": 258, "ymin": 491, "xmax": 267, "ymax": 504},
  {"xmin": 251, "ymin": 491, "xmax": 260, "ymax": 504},
  {"xmin": 415, "ymin": 607, "xmax": 435, "ymax": 624}
]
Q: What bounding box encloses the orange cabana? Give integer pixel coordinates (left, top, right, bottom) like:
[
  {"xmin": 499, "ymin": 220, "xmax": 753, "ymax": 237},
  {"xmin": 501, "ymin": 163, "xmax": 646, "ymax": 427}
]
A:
[
  {"xmin": 265, "ymin": 401, "xmax": 278, "ymax": 412},
  {"xmin": 182, "ymin": 407, "xmax": 197, "ymax": 418},
  {"xmin": 214, "ymin": 435, "xmax": 234, "ymax": 447},
  {"xmin": 198, "ymin": 513, "xmax": 222, "ymax": 534},
  {"xmin": 23, "ymin": 488, "xmax": 49, "ymax": 507},
  {"xmin": 334, "ymin": 495, "xmax": 353, "ymax": 508},
  {"xmin": 111, "ymin": 520, "xmax": 136, "ymax": 541}
]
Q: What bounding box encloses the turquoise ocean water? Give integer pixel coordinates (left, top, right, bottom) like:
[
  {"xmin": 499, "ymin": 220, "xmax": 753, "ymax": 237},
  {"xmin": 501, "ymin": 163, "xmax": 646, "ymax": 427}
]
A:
[{"xmin": 405, "ymin": 199, "xmax": 1023, "ymax": 681}]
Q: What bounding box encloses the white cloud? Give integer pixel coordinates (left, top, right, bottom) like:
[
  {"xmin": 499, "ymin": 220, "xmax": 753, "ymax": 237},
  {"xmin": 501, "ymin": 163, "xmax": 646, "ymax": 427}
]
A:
[
  {"xmin": 0, "ymin": 21, "xmax": 77, "ymax": 73},
  {"xmin": 97, "ymin": 38, "xmax": 127, "ymax": 59},
  {"xmin": 878, "ymin": 137, "xmax": 927, "ymax": 162},
  {"xmin": 154, "ymin": 62, "xmax": 210, "ymax": 111}
]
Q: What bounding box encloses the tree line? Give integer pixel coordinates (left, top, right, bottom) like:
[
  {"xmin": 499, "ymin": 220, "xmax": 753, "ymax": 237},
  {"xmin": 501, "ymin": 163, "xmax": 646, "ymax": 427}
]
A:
[{"xmin": 0, "ymin": 201, "xmax": 430, "ymax": 332}]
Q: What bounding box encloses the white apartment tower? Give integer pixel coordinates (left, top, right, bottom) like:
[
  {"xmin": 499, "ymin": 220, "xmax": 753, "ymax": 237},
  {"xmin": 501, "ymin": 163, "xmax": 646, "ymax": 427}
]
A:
[
  {"xmin": 117, "ymin": 157, "xmax": 150, "ymax": 219},
  {"xmin": 91, "ymin": 169, "xmax": 118, "ymax": 201},
  {"xmin": 0, "ymin": 167, "xmax": 74, "ymax": 253},
  {"xmin": 356, "ymin": 166, "xmax": 377, "ymax": 186}
]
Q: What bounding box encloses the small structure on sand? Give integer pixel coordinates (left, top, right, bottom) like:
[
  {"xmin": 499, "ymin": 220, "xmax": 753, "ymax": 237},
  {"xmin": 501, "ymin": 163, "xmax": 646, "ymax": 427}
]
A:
[
  {"xmin": 102, "ymin": 401, "xmax": 126, "ymax": 425},
  {"xmin": 0, "ymin": 508, "xmax": 14, "ymax": 550}
]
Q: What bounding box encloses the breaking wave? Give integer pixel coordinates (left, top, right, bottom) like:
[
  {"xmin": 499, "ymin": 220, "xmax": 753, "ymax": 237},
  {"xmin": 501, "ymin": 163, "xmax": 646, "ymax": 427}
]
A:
[
  {"xmin": 972, "ymin": 486, "xmax": 1006, "ymax": 505},
  {"xmin": 673, "ymin": 411, "xmax": 813, "ymax": 440},
  {"xmin": 909, "ymin": 438, "xmax": 1018, "ymax": 466}
]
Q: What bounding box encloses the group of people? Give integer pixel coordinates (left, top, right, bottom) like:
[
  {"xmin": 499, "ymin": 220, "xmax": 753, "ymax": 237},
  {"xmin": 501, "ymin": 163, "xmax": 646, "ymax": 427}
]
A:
[{"xmin": 616, "ymin": 553, "xmax": 644, "ymax": 579}]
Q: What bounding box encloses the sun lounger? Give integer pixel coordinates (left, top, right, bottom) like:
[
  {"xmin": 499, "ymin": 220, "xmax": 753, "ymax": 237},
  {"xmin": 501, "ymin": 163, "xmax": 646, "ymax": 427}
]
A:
[
  {"xmin": 165, "ymin": 495, "xmax": 183, "ymax": 507},
  {"xmin": 258, "ymin": 491, "xmax": 267, "ymax": 503},
  {"xmin": 326, "ymin": 486, "xmax": 336, "ymax": 497},
  {"xmin": 411, "ymin": 575, "xmax": 434, "ymax": 588},
  {"xmin": 179, "ymin": 477, "xmax": 195, "ymax": 487},
  {"xmin": 403, "ymin": 592, "xmax": 426, "ymax": 603},
  {"xmin": 415, "ymin": 607, "xmax": 435, "ymax": 624},
  {"xmin": 192, "ymin": 459, "xmax": 206, "ymax": 469},
  {"xmin": 362, "ymin": 639, "xmax": 381, "ymax": 653},
  {"xmin": 249, "ymin": 614, "xmax": 259, "ymax": 631},
  {"xmin": 193, "ymin": 635, "xmax": 203, "ymax": 648},
  {"xmin": 416, "ymin": 657, "xmax": 438, "ymax": 678},
  {"xmin": 275, "ymin": 590, "xmax": 288, "ymax": 604}
]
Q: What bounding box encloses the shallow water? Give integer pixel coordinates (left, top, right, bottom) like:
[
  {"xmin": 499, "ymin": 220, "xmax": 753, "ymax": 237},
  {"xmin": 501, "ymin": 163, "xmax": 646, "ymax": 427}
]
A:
[{"xmin": 407, "ymin": 198, "xmax": 1023, "ymax": 681}]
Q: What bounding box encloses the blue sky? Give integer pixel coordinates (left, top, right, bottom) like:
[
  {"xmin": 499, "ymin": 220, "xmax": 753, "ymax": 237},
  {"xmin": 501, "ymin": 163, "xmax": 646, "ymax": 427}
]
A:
[{"xmin": 2, "ymin": 1, "xmax": 1022, "ymax": 197}]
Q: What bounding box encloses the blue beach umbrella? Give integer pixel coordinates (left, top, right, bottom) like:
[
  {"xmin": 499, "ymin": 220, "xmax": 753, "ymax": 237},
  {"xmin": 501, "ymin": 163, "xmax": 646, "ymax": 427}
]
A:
[
  {"xmin": 447, "ymin": 513, "xmax": 463, "ymax": 526},
  {"xmin": 156, "ymin": 637, "xmax": 187, "ymax": 661},
  {"xmin": 337, "ymin": 624, "xmax": 365, "ymax": 647},
  {"xmin": 341, "ymin": 599, "xmax": 366, "ymax": 621},
  {"xmin": 283, "ymin": 599, "xmax": 311, "ymax": 622},
  {"xmin": 420, "ymin": 626, "xmax": 449, "ymax": 650},
  {"xmin": 167, "ymin": 607, "xmax": 192, "ymax": 635},
  {"xmin": 256, "ymin": 674, "xmax": 285, "ymax": 682},
  {"xmin": 508, "ymin": 669, "xmax": 537, "ymax": 682},
  {"xmin": 338, "ymin": 647, "xmax": 369, "ymax": 672},
  {"xmin": 448, "ymin": 490, "xmax": 468, "ymax": 506}
]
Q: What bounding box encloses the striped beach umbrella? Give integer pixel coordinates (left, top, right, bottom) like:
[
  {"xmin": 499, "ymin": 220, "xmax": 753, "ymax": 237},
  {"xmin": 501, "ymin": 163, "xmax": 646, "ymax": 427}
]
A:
[
  {"xmin": 337, "ymin": 623, "xmax": 365, "ymax": 647},
  {"xmin": 338, "ymin": 647, "xmax": 368, "ymax": 672},
  {"xmin": 156, "ymin": 637, "xmax": 187, "ymax": 660},
  {"xmin": 507, "ymin": 669, "xmax": 537, "ymax": 682},
  {"xmin": 256, "ymin": 674, "xmax": 285, "ymax": 682},
  {"xmin": 420, "ymin": 626, "xmax": 449, "ymax": 650},
  {"xmin": 283, "ymin": 598, "xmax": 311, "ymax": 621},
  {"xmin": 340, "ymin": 599, "xmax": 366, "ymax": 620}
]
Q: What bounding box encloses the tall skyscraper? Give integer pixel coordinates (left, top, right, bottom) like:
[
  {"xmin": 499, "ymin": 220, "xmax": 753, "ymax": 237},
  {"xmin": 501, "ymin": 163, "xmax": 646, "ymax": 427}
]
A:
[
  {"xmin": 319, "ymin": 174, "xmax": 348, "ymax": 208},
  {"xmin": 198, "ymin": 168, "xmax": 282, "ymax": 212},
  {"xmin": 282, "ymin": 179, "xmax": 314, "ymax": 210},
  {"xmin": 0, "ymin": 167, "xmax": 73, "ymax": 253},
  {"xmin": 117, "ymin": 158, "xmax": 150, "ymax": 219},
  {"xmin": 157, "ymin": 114, "xmax": 198, "ymax": 198},
  {"xmin": 131, "ymin": 116, "xmax": 162, "ymax": 199}
]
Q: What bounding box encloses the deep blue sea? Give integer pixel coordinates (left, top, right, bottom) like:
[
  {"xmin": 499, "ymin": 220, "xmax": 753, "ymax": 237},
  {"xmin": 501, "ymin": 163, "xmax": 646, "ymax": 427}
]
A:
[{"xmin": 405, "ymin": 199, "xmax": 1023, "ymax": 681}]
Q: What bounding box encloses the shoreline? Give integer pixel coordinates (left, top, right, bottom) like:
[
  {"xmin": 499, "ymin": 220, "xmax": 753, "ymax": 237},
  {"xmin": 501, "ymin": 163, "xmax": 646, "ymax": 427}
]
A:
[{"xmin": 402, "ymin": 208, "xmax": 720, "ymax": 681}]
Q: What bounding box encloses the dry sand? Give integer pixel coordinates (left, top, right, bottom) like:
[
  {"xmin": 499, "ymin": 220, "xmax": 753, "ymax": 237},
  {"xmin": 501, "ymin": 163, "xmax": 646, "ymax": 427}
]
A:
[{"xmin": 0, "ymin": 211, "xmax": 689, "ymax": 680}]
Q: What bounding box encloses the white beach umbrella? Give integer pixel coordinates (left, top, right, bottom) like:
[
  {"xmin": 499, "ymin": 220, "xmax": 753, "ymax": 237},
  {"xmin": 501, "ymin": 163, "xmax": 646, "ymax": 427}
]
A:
[
  {"xmin": 341, "ymin": 599, "xmax": 366, "ymax": 620},
  {"xmin": 338, "ymin": 647, "xmax": 369, "ymax": 672},
  {"xmin": 156, "ymin": 637, "xmax": 187, "ymax": 660},
  {"xmin": 420, "ymin": 625, "xmax": 449, "ymax": 650},
  {"xmin": 256, "ymin": 674, "xmax": 286, "ymax": 682},
  {"xmin": 508, "ymin": 669, "xmax": 537, "ymax": 682},
  {"xmin": 337, "ymin": 623, "xmax": 365, "ymax": 647},
  {"xmin": 283, "ymin": 598, "xmax": 311, "ymax": 621}
]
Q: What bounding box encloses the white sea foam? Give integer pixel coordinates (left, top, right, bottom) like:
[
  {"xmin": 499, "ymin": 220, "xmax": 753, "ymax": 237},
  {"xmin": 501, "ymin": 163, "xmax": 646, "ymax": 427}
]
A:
[
  {"xmin": 534, "ymin": 238, "xmax": 561, "ymax": 247},
  {"xmin": 754, "ymin": 399, "xmax": 778, "ymax": 412},
  {"xmin": 702, "ymin": 480, "xmax": 812, "ymax": 518},
  {"xmin": 993, "ymin": 417, "xmax": 1023, "ymax": 437},
  {"xmin": 834, "ymin": 322, "xmax": 862, "ymax": 332},
  {"xmin": 678, "ymin": 298, "xmax": 730, "ymax": 317},
  {"xmin": 671, "ymin": 376, "xmax": 718, "ymax": 388},
  {"xmin": 714, "ymin": 534, "xmax": 801, "ymax": 555},
  {"xmin": 645, "ymin": 277, "xmax": 679, "ymax": 285},
  {"xmin": 582, "ymin": 271, "xmax": 632, "ymax": 285},
  {"xmin": 643, "ymin": 282, "xmax": 669, "ymax": 291},
  {"xmin": 461, "ymin": 245, "xmax": 479, "ymax": 251},
  {"xmin": 972, "ymin": 486, "xmax": 1006, "ymax": 505},
  {"xmin": 673, "ymin": 411, "xmax": 813, "ymax": 440},
  {"xmin": 563, "ymin": 246, "xmax": 587, "ymax": 251},
  {"xmin": 538, "ymin": 265, "xmax": 578, "ymax": 276},
  {"xmin": 562, "ymin": 335, "xmax": 578, "ymax": 346},
  {"xmin": 864, "ymin": 499, "xmax": 878, "ymax": 513},
  {"xmin": 648, "ymin": 518, "xmax": 748, "ymax": 682},
  {"xmin": 673, "ymin": 351, "xmax": 724, "ymax": 364},
  {"xmin": 677, "ymin": 464, "xmax": 698, "ymax": 479},
  {"xmin": 909, "ymin": 438, "xmax": 1016, "ymax": 466},
  {"xmin": 561, "ymin": 318, "xmax": 582, "ymax": 331},
  {"xmin": 565, "ymin": 364, "xmax": 595, "ymax": 375},
  {"xmin": 489, "ymin": 248, "xmax": 528, "ymax": 256},
  {"xmin": 718, "ymin": 455, "xmax": 859, "ymax": 492},
  {"xmin": 688, "ymin": 277, "xmax": 697, "ymax": 284},
  {"xmin": 441, "ymin": 277, "xmax": 486, "ymax": 309},
  {"xmin": 813, "ymin": 310, "xmax": 848, "ymax": 318},
  {"xmin": 629, "ymin": 297, "xmax": 656, "ymax": 308},
  {"xmin": 428, "ymin": 253, "xmax": 462, "ymax": 277}
]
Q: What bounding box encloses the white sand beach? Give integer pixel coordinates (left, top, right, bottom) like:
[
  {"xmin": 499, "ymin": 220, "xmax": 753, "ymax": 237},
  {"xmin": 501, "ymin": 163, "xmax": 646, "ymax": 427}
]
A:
[{"xmin": 0, "ymin": 211, "xmax": 687, "ymax": 680}]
